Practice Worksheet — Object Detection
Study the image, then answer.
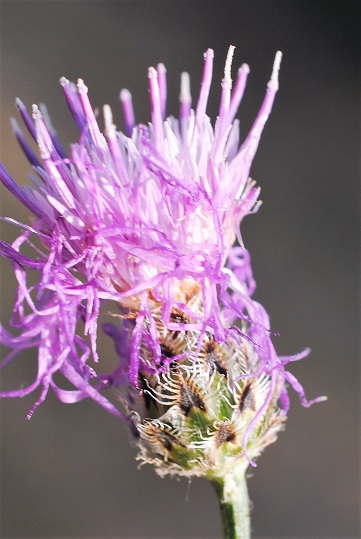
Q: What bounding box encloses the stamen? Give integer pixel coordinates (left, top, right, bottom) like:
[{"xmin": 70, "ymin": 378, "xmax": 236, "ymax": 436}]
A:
[
  {"xmin": 103, "ymin": 103, "xmax": 115, "ymax": 138},
  {"xmin": 33, "ymin": 105, "xmax": 75, "ymax": 209},
  {"xmin": 10, "ymin": 117, "xmax": 42, "ymax": 169},
  {"xmin": 39, "ymin": 103, "xmax": 66, "ymax": 158},
  {"xmin": 148, "ymin": 67, "xmax": 164, "ymax": 151},
  {"xmin": 15, "ymin": 98, "xmax": 37, "ymax": 140},
  {"xmin": 228, "ymin": 63, "xmax": 250, "ymax": 124},
  {"xmin": 0, "ymin": 163, "xmax": 48, "ymax": 221},
  {"xmin": 269, "ymin": 50, "xmax": 282, "ymax": 91},
  {"xmin": 103, "ymin": 104, "xmax": 129, "ymax": 184},
  {"xmin": 179, "ymin": 72, "xmax": 191, "ymax": 120},
  {"xmin": 235, "ymin": 50, "xmax": 283, "ymax": 188},
  {"xmin": 77, "ymin": 78, "xmax": 106, "ymax": 150},
  {"xmin": 119, "ymin": 88, "xmax": 135, "ymax": 136},
  {"xmin": 194, "ymin": 48, "xmax": 214, "ymax": 133},
  {"xmin": 157, "ymin": 63, "xmax": 167, "ymax": 120},
  {"xmin": 39, "ymin": 103, "xmax": 57, "ymax": 137},
  {"xmin": 218, "ymin": 45, "xmax": 235, "ymax": 118},
  {"xmin": 60, "ymin": 77, "xmax": 86, "ymax": 131},
  {"xmin": 213, "ymin": 45, "xmax": 235, "ymax": 161},
  {"xmin": 32, "ymin": 105, "xmax": 51, "ymax": 159},
  {"xmin": 224, "ymin": 45, "xmax": 235, "ymax": 82}
]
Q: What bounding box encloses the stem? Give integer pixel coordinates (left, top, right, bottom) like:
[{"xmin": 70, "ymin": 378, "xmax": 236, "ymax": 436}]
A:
[{"xmin": 210, "ymin": 464, "xmax": 251, "ymax": 539}]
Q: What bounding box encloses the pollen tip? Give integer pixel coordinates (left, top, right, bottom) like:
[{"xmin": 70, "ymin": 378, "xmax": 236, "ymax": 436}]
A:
[
  {"xmin": 239, "ymin": 63, "xmax": 250, "ymax": 75},
  {"xmin": 157, "ymin": 63, "xmax": 166, "ymax": 74},
  {"xmin": 224, "ymin": 45, "xmax": 236, "ymax": 83},
  {"xmin": 103, "ymin": 104, "xmax": 115, "ymax": 137},
  {"xmin": 10, "ymin": 117, "xmax": 19, "ymax": 132},
  {"xmin": 38, "ymin": 103, "xmax": 56, "ymax": 135},
  {"xmin": 32, "ymin": 104, "xmax": 41, "ymax": 118},
  {"xmin": 148, "ymin": 66, "xmax": 158, "ymax": 79},
  {"xmin": 120, "ymin": 88, "xmax": 132, "ymax": 102},
  {"xmin": 103, "ymin": 103, "xmax": 112, "ymax": 120},
  {"xmin": 15, "ymin": 97, "xmax": 25, "ymax": 109},
  {"xmin": 268, "ymin": 51, "xmax": 282, "ymax": 90},
  {"xmin": 180, "ymin": 72, "xmax": 191, "ymax": 102},
  {"xmin": 204, "ymin": 48, "xmax": 214, "ymax": 60},
  {"xmin": 59, "ymin": 76, "xmax": 69, "ymax": 87},
  {"xmin": 77, "ymin": 78, "xmax": 88, "ymax": 94}
]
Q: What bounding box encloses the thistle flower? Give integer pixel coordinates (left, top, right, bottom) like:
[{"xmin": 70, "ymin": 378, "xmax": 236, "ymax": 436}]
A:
[{"xmin": 0, "ymin": 46, "xmax": 325, "ymax": 537}]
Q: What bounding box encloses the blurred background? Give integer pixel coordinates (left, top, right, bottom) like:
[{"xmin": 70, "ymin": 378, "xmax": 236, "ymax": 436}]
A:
[{"xmin": 0, "ymin": 1, "xmax": 359, "ymax": 538}]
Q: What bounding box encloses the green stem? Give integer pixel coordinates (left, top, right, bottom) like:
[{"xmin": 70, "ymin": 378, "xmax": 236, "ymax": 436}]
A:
[{"xmin": 210, "ymin": 464, "xmax": 251, "ymax": 539}]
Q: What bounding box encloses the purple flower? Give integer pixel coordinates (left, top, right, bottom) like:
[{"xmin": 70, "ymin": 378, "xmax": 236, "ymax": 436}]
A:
[{"xmin": 0, "ymin": 46, "xmax": 324, "ymax": 434}]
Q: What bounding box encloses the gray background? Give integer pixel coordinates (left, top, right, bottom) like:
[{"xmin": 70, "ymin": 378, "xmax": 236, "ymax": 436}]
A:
[{"xmin": 0, "ymin": 1, "xmax": 359, "ymax": 538}]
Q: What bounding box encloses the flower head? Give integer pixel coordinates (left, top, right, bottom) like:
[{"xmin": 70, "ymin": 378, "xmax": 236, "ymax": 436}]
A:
[{"xmin": 0, "ymin": 47, "xmax": 325, "ymax": 471}]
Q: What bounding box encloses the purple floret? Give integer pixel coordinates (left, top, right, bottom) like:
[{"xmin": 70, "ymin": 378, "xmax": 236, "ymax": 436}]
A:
[{"xmin": 0, "ymin": 47, "xmax": 324, "ymax": 420}]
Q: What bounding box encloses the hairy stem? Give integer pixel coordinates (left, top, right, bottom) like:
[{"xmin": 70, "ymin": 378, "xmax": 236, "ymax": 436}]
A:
[{"xmin": 210, "ymin": 464, "xmax": 251, "ymax": 539}]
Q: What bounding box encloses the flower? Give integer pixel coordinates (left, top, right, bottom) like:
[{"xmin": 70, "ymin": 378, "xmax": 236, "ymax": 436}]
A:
[{"xmin": 0, "ymin": 47, "xmax": 325, "ymax": 471}]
